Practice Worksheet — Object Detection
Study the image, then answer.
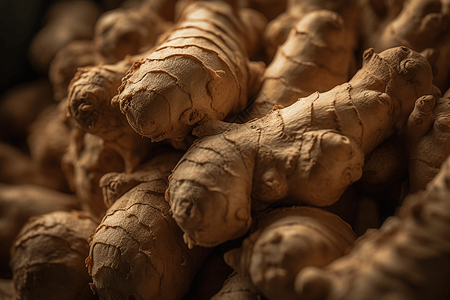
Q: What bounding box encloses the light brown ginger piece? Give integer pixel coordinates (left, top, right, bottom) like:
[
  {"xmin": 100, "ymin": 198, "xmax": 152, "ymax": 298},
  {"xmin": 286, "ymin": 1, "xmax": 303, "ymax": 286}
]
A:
[
  {"xmin": 10, "ymin": 211, "xmax": 98, "ymax": 300},
  {"xmin": 224, "ymin": 206, "xmax": 356, "ymax": 300},
  {"xmin": 115, "ymin": 0, "xmax": 266, "ymax": 142},
  {"xmin": 68, "ymin": 57, "xmax": 157, "ymax": 173},
  {"xmin": 62, "ymin": 128, "xmax": 125, "ymax": 220},
  {"xmin": 86, "ymin": 151, "xmax": 210, "ymax": 300},
  {"xmin": 363, "ymin": 0, "xmax": 450, "ymax": 92},
  {"xmin": 263, "ymin": 0, "xmax": 359, "ymax": 61},
  {"xmin": 236, "ymin": 9, "xmax": 356, "ymax": 122},
  {"xmin": 49, "ymin": 40, "xmax": 104, "ymax": 102},
  {"xmin": 402, "ymin": 90, "xmax": 450, "ymax": 193},
  {"xmin": 210, "ymin": 271, "xmax": 263, "ymax": 300},
  {"xmin": 295, "ymin": 153, "xmax": 450, "ymax": 300},
  {"xmin": 99, "ymin": 146, "xmax": 185, "ymax": 208},
  {"xmin": 167, "ymin": 46, "xmax": 437, "ymax": 247},
  {"xmin": 29, "ymin": 0, "xmax": 101, "ymax": 73},
  {"xmin": 93, "ymin": 0, "xmax": 174, "ymax": 63},
  {"xmin": 0, "ymin": 184, "xmax": 80, "ymax": 275}
]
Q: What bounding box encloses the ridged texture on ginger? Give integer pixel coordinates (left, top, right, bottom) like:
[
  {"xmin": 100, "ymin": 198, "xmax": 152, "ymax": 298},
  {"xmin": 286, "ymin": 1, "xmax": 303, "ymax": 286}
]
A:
[
  {"xmin": 263, "ymin": 0, "xmax": 359, "ymax": 61},
  {"xmin": 167, "ymin": 47, "xmax": 437, "ymax": 247},
  {"xmin": 0, "ymin": 184, "xmax": 80, "ymax": 271},
  {"xmin": 68, "ymin": 57, "xmax": 156, "ymax": 172},
  {"xmin": 240, "ymin": 9, "xmax": 356, "ymax": 121},
  {"xmin": 62, "ymin": 129, "xmax": 125, "ymax": 219},
  {"xmin": 224, "ymin": 206, "xmax": 356, "ymax": 300},
  {"xmin": 115, "ymin": 0, "xmax": 265, "ymax": 141},
  {"xmin": 86, "ymin": 152, "xmax": 209, "ymax": 300},
  {"xmin": 10, "ymin": 211, "xmax": 98, "ymax": 300},
  {"xmin": 295, "ymin": 154, "xmax": 450, "ymax": 300},
  {"xmin": 404, "ymin": 91, "xmax": 450, "ymax": 193}
]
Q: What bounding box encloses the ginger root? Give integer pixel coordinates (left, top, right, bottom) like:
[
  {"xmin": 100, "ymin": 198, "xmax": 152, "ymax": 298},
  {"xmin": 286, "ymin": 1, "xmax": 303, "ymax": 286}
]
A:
[
  {"xmin": 167, "ymin": 46, "xmax": 437, "ymax": 247},
  {"xmin": 211, "ymin": 271, "xmax": 262, "ymax": 300},
  {"xmin": 114, "ymin": 0, "xmax": 265, "ymax": 142},
  {"xmin": 10, "ymin": 211, "xmax": 98, "ymax": 300},
  {"xmin": 0, "ymin": 184, "xmax": 80, "ymax": 273},
  {"xmin": 295, "ymin": 153, "xmax": 450, "ymax": 300},
  {"xmin": 224, "ymin": 206, "xmax": 356, "ymax": 300},
  {"xmin": 87, "ymin": 151, "xmax": 209, "ymax": 300},
  {"xmin": 239, "ymin": 9, "xmax": 356, "ymax": 122}
]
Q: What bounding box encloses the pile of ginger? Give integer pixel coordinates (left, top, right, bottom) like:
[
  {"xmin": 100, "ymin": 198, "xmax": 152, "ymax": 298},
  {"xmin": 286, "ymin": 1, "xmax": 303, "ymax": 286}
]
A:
[{"xmin": 1, "ymin": 0, "xmax": 450, "ymax": 299}]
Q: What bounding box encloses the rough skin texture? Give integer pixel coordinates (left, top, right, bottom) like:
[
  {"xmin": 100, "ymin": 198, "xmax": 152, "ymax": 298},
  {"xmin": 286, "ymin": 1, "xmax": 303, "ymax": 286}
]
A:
[
  {"xmin": 404, "ymin": 90, "xmax": 450, "ymax": 193},
  {"xmin": 86, "ymin": 151, "xmax": 210, "ymax": 300},
  {"xmin": 239, "ymin": 9, "xmax": 356, "ymax": 122},
  {"xmin": 10, "ymin": 211, "xmax": 98, "ymax": 300},
  {"xmin": 167, "ymin": 46, "xmax": 437, "ymax": 247},
  {"xmin": 0, "ymin": 184, "xmax": 80, "ymax": 273},
  {"xmin": 224, "ymin": 206, "xmax": 356, "ymax": 300},
  {"xmin": 362, "ymin": 0, "xmax": 450, "ymax": 92},
  {"xmin": 93, "ymin": 1, "xmax": 172, "ymax": 63},
  {"xmin": 263, "ymin": 0, "xmax": 359, "ymax": 61},
  {"xmin": 68, "ymin": 57, "xmax": 155, "ymax": 172},
  {"xmin": 62, "ymin": 129, "xmax": 125, "ymax": 220},
  {"xmin": 295, "ymin": 154, "xmax": 450, "ymax": 300},
  {"xmin": 115, "ymin": 0, "xmax": 265, "ymax": 142}
]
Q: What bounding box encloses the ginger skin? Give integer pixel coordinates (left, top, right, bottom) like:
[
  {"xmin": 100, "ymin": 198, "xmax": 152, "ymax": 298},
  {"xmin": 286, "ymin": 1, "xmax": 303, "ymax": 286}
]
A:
[
  {"xmin": 239, "ymin": 9, "xmax": 356, "ymax": 122},
  {"xmin": 295, "ymin": 154, "xmax": 450, "ymax": 300},
  {"xmin": 115, "ymin": 0, "xmax": 265, "ymax": 142},
  {"xmin": 167, "ymin": 46, "xmax": 437, "ymax": 247},
  {"xmin": 224, "ymin": 206, "xmax": 356, "ymax": 300},
  {"xmin": 87, "ymin": 151, "xmax": 210, "ymax": 300},
  {"xmin": 10, "ymin": 211, "xmax": 98, "ymax": 300}
]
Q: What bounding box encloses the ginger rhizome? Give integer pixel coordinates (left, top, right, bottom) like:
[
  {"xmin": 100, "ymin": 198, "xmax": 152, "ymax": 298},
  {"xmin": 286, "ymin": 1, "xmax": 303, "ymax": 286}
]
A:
[
  {"xmin": 93, "ymin": 0, "xmax": 174, "ymax": 63},
  {"xmin": 224, "ymin": 206, "xmax": 356, "ymax": 300},
  {"xmin": 263, "ymin": 0, "xmax": 359, "ymax": 60},
  {"xmin": 10, "ymin": 211, "xmax": 98, "ymax": 300},
  {"xmin": 167, "ymin": 46, "xmax": 437, "ymax": 247},
  {"xmin": 240, "ymin": 9, "xmax": 356, "ymax": 121},
  {"xmin": 362, "ymin": 0, "xmax": 450, "ymax": 92},
  {"xmin": 211, "ymin": 271, "xmax": 261, "ymax": 300},
  {"xmin": 87, "ymin": 151, "xmax": 210, "ymax": 300},
  {"xmin": 295, "ymin": 153, "xmax": 450, "ymax": 300},
  {"xmin": 62, "ymin": 128, "xmax": 125, "ymax": 220},
  {"xmin": 68, "ymin": 57, "xmax": 157, "ymax": 172},
  {"xmin": 403, "ymin": 90, "xmax": 450, "ymax": 193},
  {"xmin": 114, "ymin": 0, "xmax": 266, "ymax": 142},
  {"xmin": 0, "ymin": 184, "xmax": 80, "ymax": 273}
]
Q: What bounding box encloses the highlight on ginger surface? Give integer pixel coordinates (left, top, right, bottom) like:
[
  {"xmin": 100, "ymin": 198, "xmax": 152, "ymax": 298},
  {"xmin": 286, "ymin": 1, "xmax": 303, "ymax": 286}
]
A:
[
  {"xmin": 87, "ymin": 151, "xmax": 210, "ymax": 300},
  {"xmin": 166, "ymin": 46, "xmax": 437, "ymax": 247},
  {"xmin": 29, "ymin": 0, "xmax": 102, "ymax": 73},
  {"xmin": 10, "ymin": 211, "xmax": 98, "ymax": 300},
  {"xmin": 224, "ymin": 206, "xmax": 356, "ymax": 300},
  {"xmin": 295, "ymin": 153, "xmax": 450, "ymax": 300},
  {"xmin": 263, "ymin": 0, "xmax": 360, "ymax": 60},
  {"xmin": 0, "ymin": 184, "xmax": 79, "ymax": 276},
  {"xmin": 114, "ymin": 0, "xmax": 266, "ymax": 142},
  {"xmin": 237, "ymin": 8, "xmax": 356, "ymax": 122}
]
